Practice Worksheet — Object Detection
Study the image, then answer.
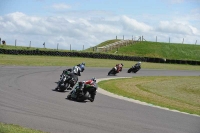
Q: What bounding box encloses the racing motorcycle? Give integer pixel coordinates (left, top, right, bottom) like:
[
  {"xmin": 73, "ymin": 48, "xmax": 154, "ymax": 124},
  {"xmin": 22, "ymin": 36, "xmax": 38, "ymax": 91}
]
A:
[
  {"xmin": 127, "ymin": 64, "xmax": 141, "ymax": 73},
  {"xmin": 67, "ymin": 82, "xmax": 97, "ymax": 102},
  {"xmin": 108, "ymin": 67, "xmax": 120, "ymax": 75},
  {"xmin": 55, "ymin": 74, "xmax": 77, "ymax": 92}
]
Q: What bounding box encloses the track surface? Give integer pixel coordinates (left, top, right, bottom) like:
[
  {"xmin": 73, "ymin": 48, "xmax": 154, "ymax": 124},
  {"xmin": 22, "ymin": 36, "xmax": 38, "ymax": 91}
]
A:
[{"xmin": 0, "ymin": 66, "xmax": 200, "ymax": 133}]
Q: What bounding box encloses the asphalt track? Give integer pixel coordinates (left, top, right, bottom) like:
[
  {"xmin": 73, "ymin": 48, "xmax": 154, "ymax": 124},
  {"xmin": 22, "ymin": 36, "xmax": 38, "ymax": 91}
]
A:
[{"xmin": 0, "ymin": 66, "xmax": 200, "ymax": 133}]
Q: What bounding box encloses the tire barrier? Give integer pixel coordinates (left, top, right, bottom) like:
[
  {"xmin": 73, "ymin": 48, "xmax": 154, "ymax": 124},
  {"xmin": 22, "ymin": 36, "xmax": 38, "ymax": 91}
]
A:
[{"xmin": 0, "ymin": 49, "xmax": 199, "ymax": 65}]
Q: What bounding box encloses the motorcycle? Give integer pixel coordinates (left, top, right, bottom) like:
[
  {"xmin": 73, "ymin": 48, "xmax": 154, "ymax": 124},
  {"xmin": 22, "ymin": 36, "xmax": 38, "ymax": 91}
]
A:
[
  {"xmin": 127, "ymin": 64, "xmax": 141, "ymax": 73},
  {"xmin": 55, "ymin": 74, "xmax": 77, "ymax": 92},
  {"xmin": 67, "ymin": 82, "xmax": 97, "ymax": 102},
  {"xmin": 108, "ymin": 67, "xmax": 119, "ymax": 75}
]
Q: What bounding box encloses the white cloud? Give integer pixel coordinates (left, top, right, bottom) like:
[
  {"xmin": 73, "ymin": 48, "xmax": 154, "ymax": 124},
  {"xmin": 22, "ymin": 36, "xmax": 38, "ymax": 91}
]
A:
[
  {"xmin": 0, "ymin": 12, "xmax": 199, "ymax": 50},
  {"xmin": 156, "ymin": 21, "xmax": 199, "ymax": 35},
  {"xmin": 120, "ymin": 16, "xmax": 153, "ymax": 33},
  {"xmin": 52, "ymin": 3, "xmax": 71, "ymax": 10}
]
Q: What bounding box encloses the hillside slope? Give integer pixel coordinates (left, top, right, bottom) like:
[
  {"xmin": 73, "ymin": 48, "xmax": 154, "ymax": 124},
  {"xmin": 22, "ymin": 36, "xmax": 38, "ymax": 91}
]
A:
[{"xmin": 93, "ymin": 41, "xmax": 200, "ymax": 61}]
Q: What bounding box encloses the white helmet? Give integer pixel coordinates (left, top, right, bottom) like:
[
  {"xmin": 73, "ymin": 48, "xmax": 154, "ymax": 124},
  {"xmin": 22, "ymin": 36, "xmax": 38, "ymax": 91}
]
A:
[
  {"xmin": 91, "ymin": 77, "xmax": 96, "ymax": 82},
  {"xmin": 138, "ymin": 61, "xmax": 141, "ymax": 64}
]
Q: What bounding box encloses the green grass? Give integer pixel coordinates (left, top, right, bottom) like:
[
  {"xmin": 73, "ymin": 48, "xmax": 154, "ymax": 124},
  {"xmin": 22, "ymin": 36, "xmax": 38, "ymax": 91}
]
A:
[
  {"xmin": 1, "ymin": 40, "xmax": 200, "ymax": 61},
  {"xmin": 0, "ymin": 123, "xmax": 48, "ymax": 133},
  {"xmin": 1, "ymin": 54, "xmax": 200, "ymax": 70},
  {"xmin": 0, "ymin": 44, "xmax": 70, "ymax": 52},
  {"xmin": 107, "ymin": 41, "xmax": 200, "ymax": 61},
  {"xmin": 98, "ymin": 76, "xmax": 200, "ymax": 115}
]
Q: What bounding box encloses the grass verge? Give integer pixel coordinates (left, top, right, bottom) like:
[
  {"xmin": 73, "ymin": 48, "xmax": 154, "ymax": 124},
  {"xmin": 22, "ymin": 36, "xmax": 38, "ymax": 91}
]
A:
[
  {"xmin": 98, "ymin": 76, "xmax": 200, "ymax": 115},
  {"xmin": 0, "ymin": 54, "xmax": 200, "ymax": 70},
  {"xmin": 0, "ymin": 123, "xmax": 48, "ymax": 133}
]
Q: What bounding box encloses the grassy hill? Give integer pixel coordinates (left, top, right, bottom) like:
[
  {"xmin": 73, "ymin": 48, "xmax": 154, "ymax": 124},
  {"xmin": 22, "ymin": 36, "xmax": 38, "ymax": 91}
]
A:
[
  {"xmin": 1, "ymin": 39, "xmax": 200, "ymax": 61},
  {"xmin": 86, "ymin": 40, "xmax": 200, "ymax": 61},
  {"xmin": 0, "ymin": 44, "xmax": 70, "ymax": 52}
]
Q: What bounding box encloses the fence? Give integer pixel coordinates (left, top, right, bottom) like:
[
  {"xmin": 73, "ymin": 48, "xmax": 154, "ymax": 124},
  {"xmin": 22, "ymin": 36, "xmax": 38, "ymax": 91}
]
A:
[{"xmin": 113, "ymin": 35, "xmax": 198, "ymax": 45}]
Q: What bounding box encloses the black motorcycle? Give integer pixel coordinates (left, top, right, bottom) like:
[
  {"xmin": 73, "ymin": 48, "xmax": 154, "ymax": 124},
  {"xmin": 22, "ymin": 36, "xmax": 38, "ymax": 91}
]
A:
[
  {"xmin": 108, "ymin": 67, "xmax": 118, "ymax": 75},
  {"xmin": 127, "ymin": 65, "xmax": 141, "ymax": 73},
  {"xmin": 55, "ymin": 74, "xmax": 77, "ymax": 92},
  {"xmin": 67, "ymin": 82, "xmax": 97, "ymax": 102}
]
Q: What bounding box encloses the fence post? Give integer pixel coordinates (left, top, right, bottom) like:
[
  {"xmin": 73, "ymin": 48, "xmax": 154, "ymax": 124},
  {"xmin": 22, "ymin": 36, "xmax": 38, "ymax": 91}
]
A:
[
  {"xmin": 15, "ymin": 39, "xmax": 17, "ymax": 47},
  {"xmin": 0, "ymin": 38, "xmax": 1, "ymax": 45},
  {"xmin": 169, "ymin": 37, "xmax": 170, "ymax": 43},
  {"xmin": 83, "ymin": 45, "xmax": 84, "ymax": 50},
  {"xmin": 156, "ymin": 36, "xmax": 157, "ymax": 42},
  {"xmin": 123, "ymin": 35, "xmax": 124, "ymax": 40},
  {"xmin": 116, "ymin": 36, "xmax": 117, "ymax": 40},
  {"xmin": 70, "ymin": 44, "xmax": 71, "ymax": 51},
  {"xmin": 182, "ymin": 38, "xmax": 184, "ymax": 44},
  {"xmin": 29, "ymin": 41, "xmax": 31, "ymax": 47},
  {"xmin": 195, "ymin": 40, "xmax": 197, "ymax": 45},
  {"xmin": 57, "ymin": 43, "xmax": 59, "ymax": 50}
]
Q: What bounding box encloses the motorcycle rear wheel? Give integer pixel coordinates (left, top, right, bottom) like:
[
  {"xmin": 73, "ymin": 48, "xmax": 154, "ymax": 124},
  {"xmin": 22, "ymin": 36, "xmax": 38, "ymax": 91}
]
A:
[
  {"xmin": 108, "ymin": 69, "xmax": 115, "ymax": 75},
  {"xmin": 67, "ymin": 94, "xmax": 71, "ymax": 99},
  {"xmin": 127, "ymin": 68, "xmax": 132, "ymax": 73},
  {"xmin": 59, "ymin": 83, "xmax": 69, "ymax": 92}
]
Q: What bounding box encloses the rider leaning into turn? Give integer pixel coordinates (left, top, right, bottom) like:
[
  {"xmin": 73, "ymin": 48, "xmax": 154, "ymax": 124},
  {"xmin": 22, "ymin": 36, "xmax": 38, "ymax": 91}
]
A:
[
  {"xmin": 79, "ymin": 77, "xmax": 97, "ymax": 102},
  {"xmin": 115, "ymin": 63, "xmax": 123, "ymax": 73},
  {"xmin": 134, "ymin": 61, "xmax": 141, "ymax": 68},
  {"xmin": 55, "ymin": 66, "xmax": 81, "ymax": 91},
  {"xmin": 62, "ymin": 62, "xmax": 85, "ymax": 76}
]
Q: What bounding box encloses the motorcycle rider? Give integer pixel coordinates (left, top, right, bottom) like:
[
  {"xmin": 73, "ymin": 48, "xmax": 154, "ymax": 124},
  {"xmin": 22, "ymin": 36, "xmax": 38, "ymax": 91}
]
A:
[
  {"xmin": 134, "ymin": 61, "xmax": 141, "ymax": 68},
  {"xmin": 77, "ymin": 62, "xmax": 85, "ymax": 72},
  {"xmin": 115, "ymin": 63, "xmax": 123, "ymax": 73},
  {"xmin": 79, "ymin": 77, "xmax": 97, "ymax": 102},
  {"xmin": 61, "ymin": 62, "xmax": 85, "ymax": 77},
  {"xmin": 55, "ymin": 66, "xmax": 81, "ymax": 91}
]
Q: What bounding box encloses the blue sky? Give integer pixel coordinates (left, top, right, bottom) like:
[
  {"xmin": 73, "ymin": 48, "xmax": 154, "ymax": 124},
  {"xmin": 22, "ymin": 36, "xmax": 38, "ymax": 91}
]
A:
[{"xmin": 0, "ymin": 0, "xmax": 200, "ymax": 50}]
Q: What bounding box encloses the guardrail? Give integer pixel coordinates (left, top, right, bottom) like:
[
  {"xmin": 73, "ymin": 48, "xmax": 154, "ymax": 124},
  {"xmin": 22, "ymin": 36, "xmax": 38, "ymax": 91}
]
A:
[{"xmin": 0, "ymin": 49, "xmax": 199, "ymax": 65}]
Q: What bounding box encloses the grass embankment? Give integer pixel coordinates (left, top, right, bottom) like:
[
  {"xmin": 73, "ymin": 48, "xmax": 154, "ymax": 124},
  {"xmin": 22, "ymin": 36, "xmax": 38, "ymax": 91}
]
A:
[
  {"xmin": 0, "ymin": 123, "xmax": 47, "ymax": 133},
  {"xmin": 98, "ymin": 76, "xmax": 200, "ymax": 115},
  {"xmin": 106, "ymin": 41, "xmax": 200, "ymax": 61},
  {"xmin": 1, "ymin": 54, "xmax": 200, "ymax": 70},
  {"xmin": 0, "ymin": 44, "xmax": 70, "ymax": 52},
  {"xmin": 1, "ymin": 40, "xmax": 200, "ymax": 61}
]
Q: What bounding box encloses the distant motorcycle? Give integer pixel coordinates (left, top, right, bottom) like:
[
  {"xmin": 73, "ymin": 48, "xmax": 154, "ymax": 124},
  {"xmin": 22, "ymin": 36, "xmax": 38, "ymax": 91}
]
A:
[
  {"xmin": 108, "ymin": 66, "xmax": 122, "ymax": 75},
  {"xmin": 127, "ymin": 64, "xmax": 141, "ymax": 73},
  {"xmin": 67, "ymin": 82, "xmax": 97, "ymax": 102},
  {"xmin": 55, "ymin": 74, "xmax": 77, "ymax": 92}
]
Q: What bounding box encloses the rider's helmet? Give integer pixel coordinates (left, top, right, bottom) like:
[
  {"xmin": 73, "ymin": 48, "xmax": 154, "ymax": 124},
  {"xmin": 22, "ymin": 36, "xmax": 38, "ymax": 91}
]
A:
[
  {"xmin": 91, "ymin": 77, "xmax": 96, "ymax": 82},
  {"xmin": 138, "ymin": 61, "xmax": 141, "ymax": 64},
  {"xmin": 80, "ymin": 65, "xmax": 85, "ymax": 72},
  {"xmin": 77, "ymin": 62, "xmax": 85, "ymax": 72}
]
